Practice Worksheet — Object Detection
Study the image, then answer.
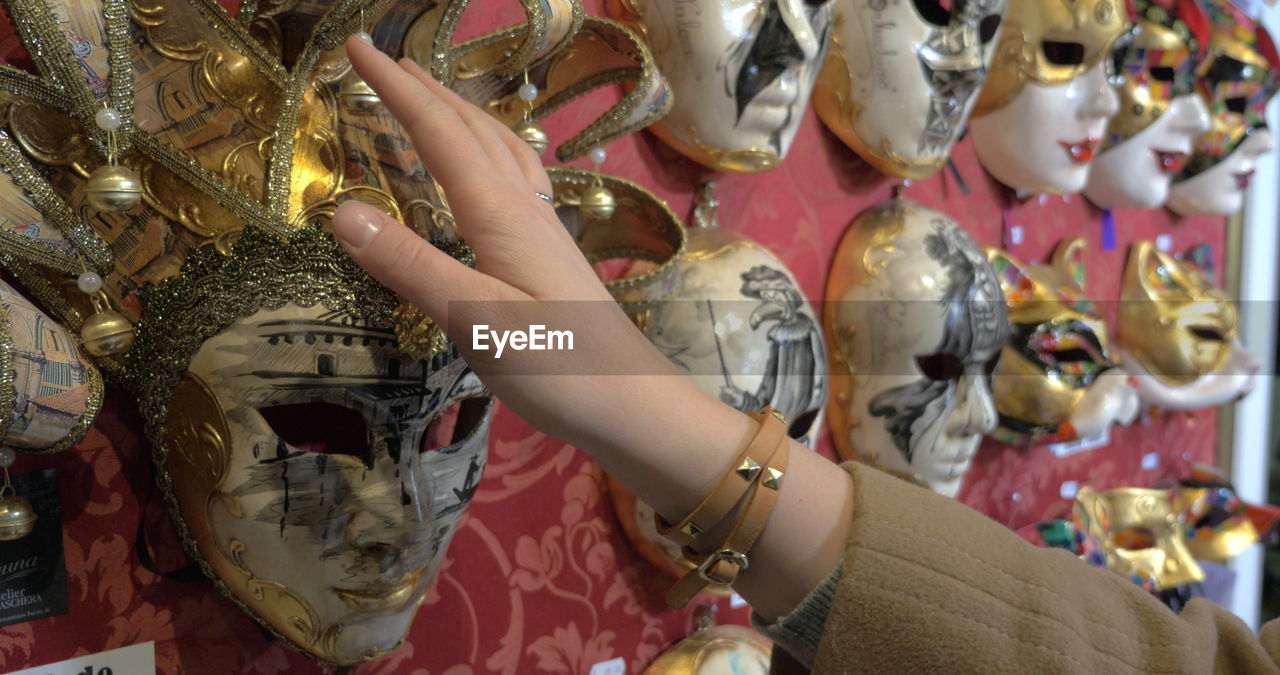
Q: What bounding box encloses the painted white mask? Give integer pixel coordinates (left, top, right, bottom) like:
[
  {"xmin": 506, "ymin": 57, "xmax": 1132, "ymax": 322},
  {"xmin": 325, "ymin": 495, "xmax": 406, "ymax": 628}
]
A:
[
  {"xmin": 969, "ymin": 0, "xmax": 1129, "ymax": 194},
  {"xmin": 1084, "ymin": 0, "xmax": 1213, "ymax": 209},
  {"xmin": 813, "ymin": 0, "xmax": 1007, "ymax": 179},
  {"xmin": 608, "ymin": 0, "xmax": 834, "ymax": 173},
  {"xmin": 1168, "ymin": 0, "xmax": 1280, "ymax": 216},
  {"xmin": 825, "ymin": 199, "xmax": 1006, "ymax": 498}
]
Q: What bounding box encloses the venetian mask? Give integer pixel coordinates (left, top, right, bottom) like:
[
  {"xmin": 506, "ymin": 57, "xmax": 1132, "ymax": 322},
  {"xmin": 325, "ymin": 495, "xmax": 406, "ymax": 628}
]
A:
[
  {"xmin": 1168, "ymin": 0, "xmax": 1280, "ymax": 216},
  {"xmin": 1076, "ymin": 486, "xmax": 1204, "ymax": 591},
  {"xmin": 968, "ymin": 0, "xmax": 1129, "ymax": 194},
  {"xmin": 0, "ymin": 0, "xmax": 548, "ymax": 664},
  {"xmin": 1083, "ymin": 0, "xmax": 1213, "ymax": 208},
  {"xmin": 1116, "ymin": 242, "xmax": 1257, "ymax": 410},
  {"xmin": 812, "ymin": 0, "xmax": 1007, "ymax": 178},
  {"xmin": 607, "ymin": 0, "xmax": 834, "ymax": 173},
  {"xmin": 825, "ymin": 198, "xmax": 1006, "ymax": 498},
  {"xmin": 987, "ymin": 240, "xmax": 1140, "ymax": 445},
  {"xmin": 1174, "ymin": 465, "xmax": 1263, "ymax": 563}
]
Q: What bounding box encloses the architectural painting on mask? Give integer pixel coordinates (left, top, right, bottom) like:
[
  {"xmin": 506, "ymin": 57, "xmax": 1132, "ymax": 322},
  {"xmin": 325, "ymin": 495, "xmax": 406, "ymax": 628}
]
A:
[
  {"xmin": 986, "ymin": 240, "xmax": 1141, "ymax": 446},
  {"xmin": 1084, "ymin": 0, "xmax": 1214, "ymax": 209},
  {"xmin": 813, "ymin": 0, "xmax": 1008, "ymax": 178},
  {"xmin": 607, "ymin": 0, "xmax": 833, "ymax": 172},
  {"xmin": 1116, "ymin": 241, "xmax": 1259, "ymax": 410},
  {"xmin": 1168, "ymin": 0, "xmax": 1280, "ymax": 215},
  {"xmin": 969, "ymin": 0, "xmax": 1130, "ymax": 195},
  {"xmin": 825, "ymin": 199, "xmax": 1006, "ymax": 499}
]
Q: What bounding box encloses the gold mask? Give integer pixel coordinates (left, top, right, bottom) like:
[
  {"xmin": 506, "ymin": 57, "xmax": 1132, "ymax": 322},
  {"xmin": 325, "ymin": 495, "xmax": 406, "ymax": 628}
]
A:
[
  {"xmin": 972, "ymin": 0, "xmax": 1130, "ymax": 116},
  {"xmin": 1173, "ymin": 465, "xmax": 1259, "ymax": 563},
  {"xmin": 1100, "ymin": 0, "xmax": 1210, "ymax": 150},
  {"xmin": 1076, "ymin": 486, "xmax": 1205, "ymax": 591},
  {"xmin": 1117, "ymin": 241, "xmax": 1236, "ymax": 386},
  {"xmin": 987, "ymin": 240, "xmax": 1127, "ymax": 444}
]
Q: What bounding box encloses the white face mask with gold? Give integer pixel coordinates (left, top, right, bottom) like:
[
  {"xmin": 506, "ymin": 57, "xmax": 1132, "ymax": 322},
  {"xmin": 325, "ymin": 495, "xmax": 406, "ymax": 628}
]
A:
[
  {"xmin": 814, "ymin": 0, "xmax": 1007, "ymax": 179},
  {"xmin": 825, "ymin": 198, "xmax": 1007, "ymax": 498},
  {"xmin": 608, "ymin": 0, "xmax": 833, "ymax": 173}
]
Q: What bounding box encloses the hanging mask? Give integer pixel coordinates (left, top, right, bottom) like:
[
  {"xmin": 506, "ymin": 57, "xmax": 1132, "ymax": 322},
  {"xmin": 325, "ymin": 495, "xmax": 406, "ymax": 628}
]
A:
[
  {"xmin": 1168, "ymin": 0, "xmax": 1280, "ymax": 215},
  {"xmin": 813, "ymin": 0, "xmax": 1007, "ymax": 179},
  {"xmin": 1116, "ymin": 242, "xmax": 1256, "ymax": 410},
  {"xmin": 1076, "ymin": 486, "xmax": 1205, "ymax": 591},
  {"xmin": 986, "ymin": 240, "xmax": 1140, "ymax": 445},
  {"xmin": 0, "ymin": 0, "xmax": 523, "ymax": 664},
  {"xmin": 825, "ymin": 198, "xmax": 1006, "ymax": 498},
  {"xmin": 1173, "ymin": 465, "xmax": 1265, "ymax": 563},
  {"xmin": 607, "ymin": 0, "xmax": 834, "ymax": 173},
  {"xmin": 969, "ymin": 0, "xmax": 1129, "ymax": 194},
  {"xmin": 596, "ymin": 182, "xmax": 824, "ymax": 581},
  {"xmin": 1084, "ymin": 0, "xmax": 1213, "ymax": 208}
]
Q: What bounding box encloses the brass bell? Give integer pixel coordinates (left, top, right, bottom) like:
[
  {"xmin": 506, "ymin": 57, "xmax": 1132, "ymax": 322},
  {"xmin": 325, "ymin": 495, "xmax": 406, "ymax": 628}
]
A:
[
  {"xmin": 579, "ymin": 184, "xmax": 616, "ymax": 223},
  {"xmin": 80, "ymin": 293, "xmax": 135, "ymax": 357},
  {"xmin": 84, "ymin": 164, "xmax": 142, "ymax": 213},
  {"xmin": 339, "ymin": 72, "xmax": 382, "ymax": 116},
  {"xmin": 0, "ymin": 494, "xmax": 35, "ymax": 541},
  {"xmin": 513, "ymin": 119, "xmax": 549, "ymax": 156}
]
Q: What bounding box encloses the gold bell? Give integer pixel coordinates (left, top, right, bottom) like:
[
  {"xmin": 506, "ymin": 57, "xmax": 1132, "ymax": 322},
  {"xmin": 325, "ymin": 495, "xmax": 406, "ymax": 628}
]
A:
[
  {"xmin": 514, "ymin": 119, "xmax": 549, "ymax": 156},
  {"xmin": 0, "ymin": 494, "xmax": 35, "ymax": 541},
  {"xmin": 80, "ymin": 293, "xmax": 135, "ymax": 357},
  {"xmin": 580, "ymin": 184, "xmax": 616, "ymax": 223},
  {"xmin": 339, "ymin": 72, "xmax": 383, "ymax": 116},
  {"xmin": 84, "ymin": 164, "xmax": 142, "ymax": 213}
]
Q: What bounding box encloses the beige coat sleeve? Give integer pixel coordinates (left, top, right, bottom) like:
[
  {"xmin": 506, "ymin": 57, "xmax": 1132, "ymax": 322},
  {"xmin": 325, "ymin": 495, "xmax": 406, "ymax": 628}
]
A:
[{"xmin": 806, "ymin": 462, "xmax": 1280, "ymax": 674}]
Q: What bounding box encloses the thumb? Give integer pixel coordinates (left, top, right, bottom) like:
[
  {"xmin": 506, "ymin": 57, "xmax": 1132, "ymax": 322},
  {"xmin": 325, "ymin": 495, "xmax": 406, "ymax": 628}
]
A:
[{"xmin": 333, "ymin": 200, "xmax": 498, "ymax": 330}]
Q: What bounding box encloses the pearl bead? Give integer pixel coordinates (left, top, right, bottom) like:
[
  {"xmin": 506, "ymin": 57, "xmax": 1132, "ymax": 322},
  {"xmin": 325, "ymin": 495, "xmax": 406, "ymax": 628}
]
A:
[
  {"xmin": 77, "ymin": 271, "xmax": 103, "ymax": 294},
  {"xmin": 356, "ymin": 31, "xmax": 373, "ymax": 43},
  {"xmin": 0, "ymin": 447, "xmax": 13, "ymax": 468},
  {"xmin": 517, "ymin": 82, "xmax": 539, "ymax": 103},
  {"xmin": 589, "ymin": 147, "xmax": 607, "ymax": 165},
  {"xmin": 94, "ymin": 107, "xmax": 122, "ymax": 131}
]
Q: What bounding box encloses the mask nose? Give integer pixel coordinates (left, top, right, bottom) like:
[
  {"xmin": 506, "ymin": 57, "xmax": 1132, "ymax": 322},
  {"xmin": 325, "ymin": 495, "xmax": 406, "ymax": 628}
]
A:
[
  {"xmin": 776, "ymin": 0, "xmax": 824, "ymax": 62},
  {"xmin": 344, "ymin": 510, "xmax": 405, "ymax": 567},
  {"xmin": 1247, "ymin": 128, "xmax": 1277, "ymax": 157},
  {"xmin": 922, "ymin": 20, "xmax": 984, "ymax": 72},
  {"xmin": 1080, "ymin": 63, "xmax": 1120, "ymax": 121},
  {"xmin": 1172, "ymin": 94, "xmax": 1212, "ymax": 135},
  {"xmin": 948, "ymin": 373, "xmax": 999, "ymax": 436}
]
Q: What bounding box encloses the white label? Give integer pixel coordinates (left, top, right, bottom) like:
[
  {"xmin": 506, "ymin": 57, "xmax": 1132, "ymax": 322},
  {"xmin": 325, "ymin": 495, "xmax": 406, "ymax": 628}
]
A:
[
  {"xmin": 1156, "ymin": 234, "xmax": 1173, "ymax": 251},
  {"xmin": 1059, "ymin": 480, "xmax": 1080, "ymax": 500},
  {"xmin": 1009, "ymin": 225, "xmax": 1025, "ymax": 245},
  {"xmin": 729, "ymin": 593, "xmax": 749, "ymax": 609},
  {"xmin": 589, "ymin": 657, "xmax": 626, "ymax": 675},
  {"xmin": 1047, "ymin": 428, "xmax": 1110, "ymax": 458},
  {"xmin": 10, "ymin": 642, "xmax": 155, "ymax": 675},
  {"xmin": 1141, "ymin": 452, "xmax": 1161, "ymax": 471}
]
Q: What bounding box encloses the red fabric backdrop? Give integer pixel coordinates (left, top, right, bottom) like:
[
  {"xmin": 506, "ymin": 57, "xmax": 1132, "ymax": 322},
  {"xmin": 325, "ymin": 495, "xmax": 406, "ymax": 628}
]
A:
[{"xmin": 0, "ymin": 1, "xmax": 1225, "ymax": 672}]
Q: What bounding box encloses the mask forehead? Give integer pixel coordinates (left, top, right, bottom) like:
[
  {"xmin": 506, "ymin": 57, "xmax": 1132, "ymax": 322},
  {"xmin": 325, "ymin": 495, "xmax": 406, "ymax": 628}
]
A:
[{"xmin": 1083, "ymin": 487, "xmax": 1206, "ymax": 591}]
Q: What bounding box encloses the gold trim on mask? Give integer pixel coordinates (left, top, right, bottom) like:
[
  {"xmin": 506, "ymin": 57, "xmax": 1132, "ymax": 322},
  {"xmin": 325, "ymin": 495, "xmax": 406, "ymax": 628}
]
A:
[
  {"xmin": 1117, "ymin": 241, "xmax": 1237, "ymax": 386},
  {"xmin": 1077, "ymin": 486, "xmax": 1205, "ymax": 591},
  {"xmin": 973, "ymin": 0, "xmax": 1129, "ymax": 116}
]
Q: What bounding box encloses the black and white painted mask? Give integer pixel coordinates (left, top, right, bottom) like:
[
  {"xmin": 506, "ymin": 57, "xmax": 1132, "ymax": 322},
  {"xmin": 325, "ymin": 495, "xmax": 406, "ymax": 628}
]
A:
[{"xmin": 610, "ymin": 0, "xmax": 833, "ymax": 172}]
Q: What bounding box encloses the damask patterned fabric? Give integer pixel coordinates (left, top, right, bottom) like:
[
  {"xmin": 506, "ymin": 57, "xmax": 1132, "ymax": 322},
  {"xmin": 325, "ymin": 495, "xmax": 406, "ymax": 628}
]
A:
[{"xmin": 0, "ymin": 0, "xmax": 1223, "ymax": 672}]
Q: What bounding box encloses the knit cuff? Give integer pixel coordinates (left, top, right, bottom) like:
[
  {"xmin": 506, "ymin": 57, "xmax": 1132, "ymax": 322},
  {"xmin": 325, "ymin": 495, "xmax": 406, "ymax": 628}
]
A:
[{"xmin": 751, "ymin": 557, "xmax": 844, "ymax": 669}]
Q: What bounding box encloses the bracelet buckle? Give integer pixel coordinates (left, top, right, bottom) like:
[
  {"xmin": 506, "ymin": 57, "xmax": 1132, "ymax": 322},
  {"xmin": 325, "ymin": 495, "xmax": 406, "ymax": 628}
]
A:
[{"xmin": 696, "ymin": 548, "xmax": 748, "ymax": 585}]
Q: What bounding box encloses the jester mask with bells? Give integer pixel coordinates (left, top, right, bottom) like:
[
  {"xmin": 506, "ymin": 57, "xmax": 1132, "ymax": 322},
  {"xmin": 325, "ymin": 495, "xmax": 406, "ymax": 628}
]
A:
[
  {"xmin": 824, "ymin": 198, "xmax": 1006, "ymax": 498},
  {"xmin": 605, "ymin": 0, "xmax": 833, "ymax": 173},
  {"xmin": 986, "ymin": 241, "xmax": 1139, "ymax": 445},
  {"xmin": 1168, "ymin": 0, "xmax": 1280, "ymax": 216},
  {"xmin": 968, "ymin": 0, "xmax": 1129, "ymax": 194},
  {"xmin": 1084, "ymin": 0, "xmax": 1214, "ymax": 209},
  {"xmin": 1116, "ymin": 242, "xmax": 1257, "ymax": 410},
  {"xmin": 0, "ymin": 0, "xmax": 665, "ymax": 665},
  {"xmin": 813, "ymin": 0, "xmax": 1007, "ymax": 179},
  {"xmin": 1076, "ymin": 486, "xmax": 1205, "ymax": 591}
]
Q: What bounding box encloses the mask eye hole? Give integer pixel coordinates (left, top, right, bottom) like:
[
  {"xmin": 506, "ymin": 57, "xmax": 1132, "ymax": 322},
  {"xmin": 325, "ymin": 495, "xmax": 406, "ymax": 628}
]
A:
[
  {"xmin": 258, "ymin": 402, "xmax": 370, "ymax": 462},
  {"xmin": 1225, "ymin": 97, "xmax": 1248, "ymax": 114},
  {"xmin": 1042, "ymin": 40, "xmax": 1085, "ymax": 66},
  {"xmin": 1189, "ymin": 326, "xmax": 1225, "ymax": 342},
  {"xmin": 787, "ymin": 408, "xmax": 819, "ymax": 440},
  {"xmin": 424, "ymin": 397, "xmax": 491, "ymax": 452},
  {"xmin": 1150, "ymin": 66, "xmax": 1176, "ymax": 82},
  {"xmin": 1113, "ymin": 527, "xmax": 1157, "ymax": 550},
  {"xmin": 912, "ymin": 0, "xmax": 952, "ymax": 27},
  {"xmin": 1049, "ymin": 347, "xmax": 1095, "ymax": 362},
  {"xmin": 802, "ymin": 0, "xmax": 828, "ymax": 7},
  {"xmin": 979, "ymin": 14, "xmax": 1001, "ymax": 43},
  {"xmin": 916, "ymin": 352, "xmax": 964, "ymax": 381}
]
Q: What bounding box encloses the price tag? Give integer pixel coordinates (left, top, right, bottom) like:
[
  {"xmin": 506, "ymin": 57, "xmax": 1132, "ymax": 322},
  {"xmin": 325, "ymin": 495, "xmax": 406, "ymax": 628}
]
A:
[
  {"xmin": 1047, "ymin": 428, "xmax": 1110, "ymax": 458},
  {"xmin": 10, "ymin": 642, "xmax": 155, "ymax": 675},
  {"xmin": 589, "ymin": 657, "xmax": 626, "ymax": 675},
  {"xmin": 729, "ymin": 593, "xmax": 749, "ymax": 609}
]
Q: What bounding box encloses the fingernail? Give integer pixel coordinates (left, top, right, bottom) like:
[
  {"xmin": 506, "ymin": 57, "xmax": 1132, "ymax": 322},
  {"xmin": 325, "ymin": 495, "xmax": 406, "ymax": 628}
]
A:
[{"xmin": 334, "ymin": 201, "xmax": 383, "ymax": 249}]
